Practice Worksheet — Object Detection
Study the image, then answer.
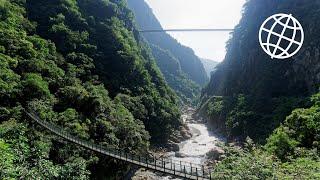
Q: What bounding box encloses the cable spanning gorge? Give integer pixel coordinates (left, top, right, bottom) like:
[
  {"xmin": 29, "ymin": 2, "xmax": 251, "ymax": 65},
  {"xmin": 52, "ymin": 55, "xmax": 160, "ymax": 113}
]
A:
[{"xmin": 24, "ymin": 110, "xmax": 214, "ymax": 180}]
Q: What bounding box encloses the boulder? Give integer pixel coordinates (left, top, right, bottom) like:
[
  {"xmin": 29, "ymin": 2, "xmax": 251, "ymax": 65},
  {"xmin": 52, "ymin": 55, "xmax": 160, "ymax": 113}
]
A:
[
  {"xmin": 175, "ymin": 152, "xmax": 187, "ymax": 158},
  {"xmin": 180, "ymin": 128, "xmax": 192, "ymax": 139},
  {"xmin": 166, "ymin": 141, "xmax": 180, "ymax": 152},
  {"xmin": 206, "ymin": 147, "xmax": 225, "ymax": 161},
  {"xmin": 170, "ymin": 134, "xmax": 181, "ymax": 143}
]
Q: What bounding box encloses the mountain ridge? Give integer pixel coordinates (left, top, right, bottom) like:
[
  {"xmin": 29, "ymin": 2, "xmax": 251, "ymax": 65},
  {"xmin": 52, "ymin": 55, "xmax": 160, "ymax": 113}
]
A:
[{"xmin": 127, "ymin": 0, "xmax": 208, "ymax": 102}]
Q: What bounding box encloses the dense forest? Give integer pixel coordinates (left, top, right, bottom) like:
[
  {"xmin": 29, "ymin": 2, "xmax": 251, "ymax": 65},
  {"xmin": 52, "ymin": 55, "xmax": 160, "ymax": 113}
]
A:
[
  {"xmin": 0, "ymin": 0, "xmax": 183, "ymax": 178},
  {"xmin": 1, "ymin": 0, "xmax": 319, "ymax": 179},
  {"xmin": 127, "ymin": 0, "xmax": 208, "ymax": 103},
  {"xmin": 199, "ymin": 0, "xmax": 320, "ymax": 178}
]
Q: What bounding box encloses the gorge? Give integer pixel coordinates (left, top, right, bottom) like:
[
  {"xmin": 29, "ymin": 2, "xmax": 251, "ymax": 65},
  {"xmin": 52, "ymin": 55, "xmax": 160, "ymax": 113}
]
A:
[{"xmin": 0, "ymin": 0, "xmax": 319, "ymax": 179}]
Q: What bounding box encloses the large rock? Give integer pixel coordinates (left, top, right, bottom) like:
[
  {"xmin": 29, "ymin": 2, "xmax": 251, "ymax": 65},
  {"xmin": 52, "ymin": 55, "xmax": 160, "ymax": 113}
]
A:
[
  {"xmin": 206, "ymin": 147, "xmax": 225, "ymax": 161},
  {"xmin": 175, "ymin": 152, "xmax": 187, "ymax": 158},
  {"xmin": 169, "ymin": 125, "xmax": 192, "ymax": 143},
  {"xmin": 181, "ymin": 128, "xmax": 192, "ymax": 139},
  {"xmin": 165, "ymin": 141, "xmax": 180, "ymax": 152},
  {"xmin": 170, "ymin": 133, "xmax": 182, "ymax": 143},
  {"xmin": 131, "ymin": 168, "xmax": 160, "ymax": 180}
]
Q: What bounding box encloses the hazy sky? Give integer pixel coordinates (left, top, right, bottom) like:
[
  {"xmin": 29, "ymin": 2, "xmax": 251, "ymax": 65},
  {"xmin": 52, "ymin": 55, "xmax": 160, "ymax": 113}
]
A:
[{"xmin": 144, "ymin": 0, "xmax": 246, "ymax": 62}]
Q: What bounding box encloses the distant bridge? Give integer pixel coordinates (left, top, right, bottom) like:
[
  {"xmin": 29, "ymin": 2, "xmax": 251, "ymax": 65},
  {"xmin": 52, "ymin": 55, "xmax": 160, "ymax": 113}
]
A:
[
  {"xmin": 24, "ymin": 110, "xmax": 213, "ymax": 180},
  {"xmin": 139, "ymin": 28, "xmax": 233, "ymax": 33}
]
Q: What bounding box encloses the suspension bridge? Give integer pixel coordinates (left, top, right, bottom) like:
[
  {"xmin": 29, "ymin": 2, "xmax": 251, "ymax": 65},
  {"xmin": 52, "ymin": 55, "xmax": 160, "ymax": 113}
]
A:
[
  {"xmin": 24, "ymin": 110, "xmax": 214, "ymax": 180},
  {"xmin": 139, "ymin": 28, "xmax": 233, "ymax": 33}
]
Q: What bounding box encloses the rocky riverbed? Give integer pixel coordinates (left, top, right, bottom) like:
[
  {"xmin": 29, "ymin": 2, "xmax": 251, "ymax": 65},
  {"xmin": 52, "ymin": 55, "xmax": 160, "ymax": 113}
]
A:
[{"xmin": 130, "ymin": 107, "xmax": 225, "ymax": 179}]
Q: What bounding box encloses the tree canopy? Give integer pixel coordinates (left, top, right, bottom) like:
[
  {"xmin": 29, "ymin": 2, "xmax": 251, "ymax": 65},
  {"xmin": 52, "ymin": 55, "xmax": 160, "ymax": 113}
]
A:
[{"xmin": 0, "ymin": 0, "xmax": 182, "ymax": 178}]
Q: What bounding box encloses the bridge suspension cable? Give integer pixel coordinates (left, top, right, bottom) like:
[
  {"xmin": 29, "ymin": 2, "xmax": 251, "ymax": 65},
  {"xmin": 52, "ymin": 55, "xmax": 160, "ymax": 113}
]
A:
[
  {"xmin": 24, "ymin": 109, "xmax": 213, "ymax": 180},
  {"xmin": 139, "ymin": 28, "xmax": 234, "ymax": 32}
]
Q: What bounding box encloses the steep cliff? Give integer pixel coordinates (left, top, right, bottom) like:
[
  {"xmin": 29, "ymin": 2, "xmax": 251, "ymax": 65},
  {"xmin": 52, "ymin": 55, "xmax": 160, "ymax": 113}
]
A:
[
  {"xmin": 200, "ymin": 2, "xmax": 319, "ymax": 178},
  {"xmin": 200, "ymin": 0, "xmax": 320, "ymax": 141},
  {"xmin": 127, "ymin": 0, "xmax": 208, "ymax": 102}
]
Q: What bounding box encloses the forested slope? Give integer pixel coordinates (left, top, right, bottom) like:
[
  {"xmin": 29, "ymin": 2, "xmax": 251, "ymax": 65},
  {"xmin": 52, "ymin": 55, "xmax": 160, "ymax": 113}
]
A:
[
  {"xmin": 200, "ymin": 0, "xmax": 320, "ymax": 142},
  {"xmin": 198, "ymin": 0, "xmax": 320, "ymax": 178},
  {"xmin": 0, "ymin": 0, "xmax": 181, "ymax": 179},
  {"xmin": 127, "ymin": 0, "xmax": 208, "ymax": 103}
]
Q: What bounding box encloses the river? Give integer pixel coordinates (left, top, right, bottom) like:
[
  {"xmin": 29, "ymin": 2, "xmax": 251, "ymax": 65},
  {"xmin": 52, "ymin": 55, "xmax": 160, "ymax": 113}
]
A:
[{"xmin": 132, "ymin": 107, "xmax": 224, "ymax": 179}]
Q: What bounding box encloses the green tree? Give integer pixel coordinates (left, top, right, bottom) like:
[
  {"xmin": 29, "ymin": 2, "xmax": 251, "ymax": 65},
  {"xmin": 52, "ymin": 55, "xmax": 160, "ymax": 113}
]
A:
[
  {"xmin": 22, "ymin": 73, "xmax": 50, "ymax": 99},
  {"xmin": 0, "ymin": 139, "xmax": 15, "ymax": 179}
]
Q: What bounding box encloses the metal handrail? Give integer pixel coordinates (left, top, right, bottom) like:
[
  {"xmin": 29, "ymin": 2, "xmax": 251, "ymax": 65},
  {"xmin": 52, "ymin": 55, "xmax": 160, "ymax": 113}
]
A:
[{"xmin": 24, "ymin": 109, "xmax": 212, "ymax": 180}]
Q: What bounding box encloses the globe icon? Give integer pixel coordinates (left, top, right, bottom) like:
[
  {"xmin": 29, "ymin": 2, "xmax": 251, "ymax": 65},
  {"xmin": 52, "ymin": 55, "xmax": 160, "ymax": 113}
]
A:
[{"xmin": 259, "ymin": 13, "xmax": 304, "ymax": 59}]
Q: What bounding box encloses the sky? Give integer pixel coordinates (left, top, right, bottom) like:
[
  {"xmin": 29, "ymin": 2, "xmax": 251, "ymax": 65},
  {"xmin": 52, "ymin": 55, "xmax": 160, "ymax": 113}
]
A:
[{"xmin": 144, "ymin": 0, "xmax": 246, "ymax": 62}]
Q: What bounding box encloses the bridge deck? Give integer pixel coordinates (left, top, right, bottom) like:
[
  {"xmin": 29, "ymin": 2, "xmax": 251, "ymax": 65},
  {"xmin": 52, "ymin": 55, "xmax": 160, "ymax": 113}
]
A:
[{"xmin": 25, "ymin": 110, "xmax": 212, "ymax": 180}]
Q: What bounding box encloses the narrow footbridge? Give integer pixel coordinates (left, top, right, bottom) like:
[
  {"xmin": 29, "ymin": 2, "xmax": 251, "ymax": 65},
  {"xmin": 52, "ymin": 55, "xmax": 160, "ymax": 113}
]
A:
[{"xmin": 25, "ymin": 110, "xmax": 213, "ymax": 180}]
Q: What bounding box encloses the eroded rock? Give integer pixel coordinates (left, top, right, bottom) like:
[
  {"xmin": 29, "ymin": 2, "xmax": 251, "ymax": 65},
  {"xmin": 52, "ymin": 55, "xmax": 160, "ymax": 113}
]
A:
[{"xmin": 206, "ymin": 147, "xmax": 225, "ymax": 161}]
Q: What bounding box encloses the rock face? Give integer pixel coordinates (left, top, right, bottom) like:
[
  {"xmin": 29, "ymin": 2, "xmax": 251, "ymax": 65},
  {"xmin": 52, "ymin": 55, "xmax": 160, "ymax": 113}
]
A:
[
  {"xmin": 127, "ymin": 0, "xmax": 207, "ymax": 102},
  {"xmin": 127, "ymin": 0, "xmax": 208, "ymax": 86},
  {"xmin": 199, "ymin": 0, "xmax": 320, "ymax": 141},
  {"xmin": 202, "ymin": 1, "xmax": 320, "ymax": 98},
  {"xmin": 290, "ymin": 47, "xmax": 320, "ymax": 93}
]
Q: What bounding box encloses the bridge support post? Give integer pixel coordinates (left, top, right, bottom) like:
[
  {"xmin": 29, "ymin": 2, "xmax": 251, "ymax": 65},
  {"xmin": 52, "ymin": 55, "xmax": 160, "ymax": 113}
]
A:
[
  {"xmin": 146, "ymin": 157, "xmax": 148, "ymax": 168},
  {"xmin": 139, "ymin": 155, "xmax": 141, "ymax": 164},
  {"xmin": 202, "ymin": 165, "xmax": 204, "ymax": 178},
  {"xmin": 161, "ymin": 158, "xmax": 164, "ymax": 167},
  {"xmin": 196, "ymin": 167, "xmax": 198, "ymax": 180},
  {"xmin": 184, "ymin": 165, "xmax": 186, "ymax": 178},
  {"xmin": 180, "ymin": 161, "xmax": 182, "ymax": 172},
  {"xmin": 173, "ymin": 164, "xmax": 175, "ymax": 175}
]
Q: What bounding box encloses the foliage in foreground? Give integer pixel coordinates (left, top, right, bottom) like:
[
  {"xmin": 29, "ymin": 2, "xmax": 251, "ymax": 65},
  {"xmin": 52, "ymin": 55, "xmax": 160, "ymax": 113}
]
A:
[
  {"xmin": 211, "ymin": 92, "xmax": 320, "ymax": 179},
  {"xmin": 213, "ymin": 139, "xmax": 320, "ymax": 179}
]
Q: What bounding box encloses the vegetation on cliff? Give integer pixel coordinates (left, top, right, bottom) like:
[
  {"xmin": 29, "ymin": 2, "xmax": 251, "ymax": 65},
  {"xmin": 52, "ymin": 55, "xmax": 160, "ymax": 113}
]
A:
[
  {"xmin": 0, "ymin": 0, "xmax": 181, "ymax": 178},
  {"xmin": 200, "ymin": 0, "xmax": 319, "ymax": 143},
  {"xmin": 127, "ymin": 0, "xmax": 208, "ymax": 103},
  {"xmin": 199, "ymin": 0, "xmax": 320, "ymax": 178}
]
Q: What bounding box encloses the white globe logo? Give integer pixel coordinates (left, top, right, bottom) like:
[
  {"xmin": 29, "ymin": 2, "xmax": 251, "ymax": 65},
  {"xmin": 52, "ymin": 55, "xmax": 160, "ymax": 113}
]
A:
[{"xmin": 259, "ymin": 13, "xmax": 304, "ymax": 59}]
